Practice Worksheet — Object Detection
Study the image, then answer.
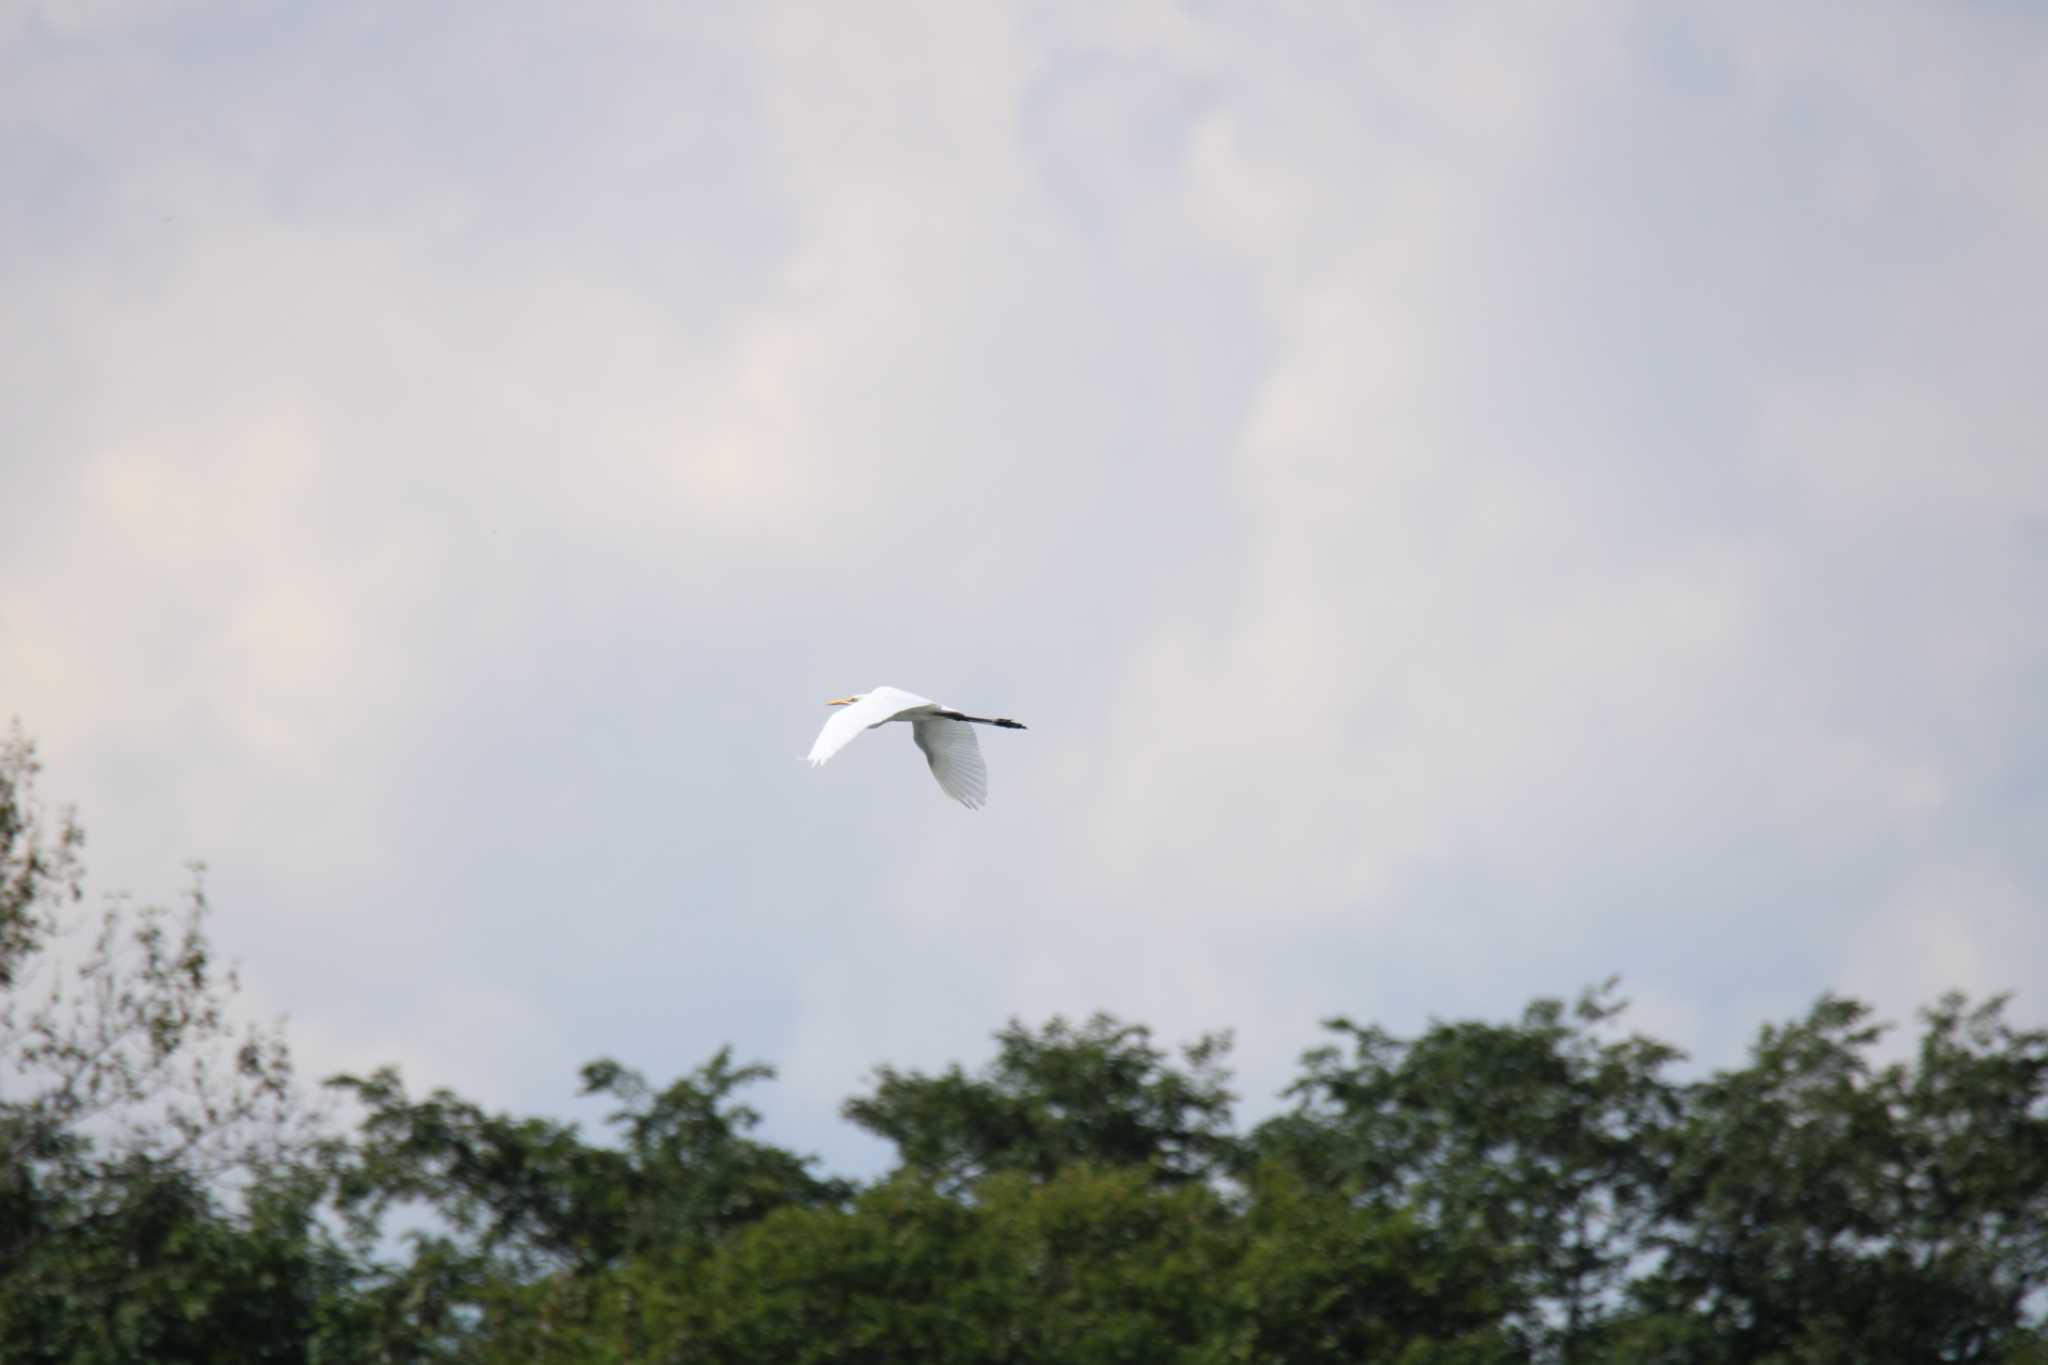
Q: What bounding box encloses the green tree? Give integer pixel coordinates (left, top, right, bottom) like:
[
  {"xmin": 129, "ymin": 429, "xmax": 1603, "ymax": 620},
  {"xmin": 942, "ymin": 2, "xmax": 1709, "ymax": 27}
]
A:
[
  {"xmin": 1618, "ymin": 993, "xmax": 2048, "ymax": 1364},
  {"xmin": 0, "ymin": 1156, "xmax": 376, "ymax": 1365},
  {"xmin": 1232, "ymin": 1164, "xmax": 1515, "ymax": 1365},
  {"xmin": 0, "ymin": 725, "xmax": 350, "ymax": 1362},
  {"xmin": 625, "ymin": 1167, "xmax": 1239, "ymax": 1365},
  {"xmin": 490, "ymin": 1162, "xmax": 1529, "ymax": 1364},
  {"xmin": 325, "ymin": 1048, "xmax": 850, "ymax": 1355},
  {"xmin": 331, "ymin": 1050, "xmax": 848, "ymax": 1273},
  {"xmin": 1256, "ymin": 983, "xmax": 1682, "ymax": 1363},
  {"xmin": 843, "ymin": 1013, "xmax": 1240, "ymax": 1194}
]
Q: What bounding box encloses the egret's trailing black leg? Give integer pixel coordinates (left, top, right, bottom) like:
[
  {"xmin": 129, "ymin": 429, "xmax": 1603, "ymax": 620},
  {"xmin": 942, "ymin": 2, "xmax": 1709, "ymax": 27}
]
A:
[{"xmin": 938, "ymin": 710, "xmax": 1028, "ymax": 730}]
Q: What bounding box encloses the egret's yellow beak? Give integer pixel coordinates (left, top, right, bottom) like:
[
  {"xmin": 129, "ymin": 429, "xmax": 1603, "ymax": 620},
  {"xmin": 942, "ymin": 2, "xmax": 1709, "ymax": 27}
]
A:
[{"xmin": 825, "ymin": 697, "xmax": 857, "ymax": 706}]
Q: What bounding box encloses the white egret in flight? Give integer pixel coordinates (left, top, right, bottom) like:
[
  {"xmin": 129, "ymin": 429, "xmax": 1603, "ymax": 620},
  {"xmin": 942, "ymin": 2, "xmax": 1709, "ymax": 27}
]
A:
[{"xmin": 806, "ymin": 686, "xmax": 1027, "ymax": 809}]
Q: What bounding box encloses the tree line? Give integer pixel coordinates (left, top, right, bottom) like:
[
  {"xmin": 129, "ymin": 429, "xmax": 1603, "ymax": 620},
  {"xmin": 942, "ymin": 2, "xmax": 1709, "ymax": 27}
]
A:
[{"xmin": 5, "ymin": 727, "xmax": 2047, "ymax": 1363}]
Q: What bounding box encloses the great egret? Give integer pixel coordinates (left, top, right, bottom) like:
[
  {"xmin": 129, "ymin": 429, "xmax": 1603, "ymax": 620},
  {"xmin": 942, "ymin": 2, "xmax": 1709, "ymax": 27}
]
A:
[{"xmin": 806, "ymin": 686, "xmax": 1027, "ymax": 809}]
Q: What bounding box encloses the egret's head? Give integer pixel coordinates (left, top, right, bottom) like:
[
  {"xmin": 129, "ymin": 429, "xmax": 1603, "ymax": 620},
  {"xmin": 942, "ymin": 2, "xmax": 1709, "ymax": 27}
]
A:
[{"xmin": 825, "ymin": 696, "xmax": 859, "ymax": 707}]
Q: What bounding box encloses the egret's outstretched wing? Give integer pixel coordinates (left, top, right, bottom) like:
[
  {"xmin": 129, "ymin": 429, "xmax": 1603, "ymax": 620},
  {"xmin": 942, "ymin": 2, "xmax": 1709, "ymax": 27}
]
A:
[
  {"xmin": 805, "ymin": 687, "xmax": 934, "ymax": 766},
  {"xmin": 912, "ymin": 716, "xmax": 987, "ymax": 809}
]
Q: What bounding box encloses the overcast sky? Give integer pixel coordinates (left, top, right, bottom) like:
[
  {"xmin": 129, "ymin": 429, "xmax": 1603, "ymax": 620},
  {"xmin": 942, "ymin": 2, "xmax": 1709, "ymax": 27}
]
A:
[{"xmin": 4, "ymin": 0, "xmax": 2045, "ymax": 1176}]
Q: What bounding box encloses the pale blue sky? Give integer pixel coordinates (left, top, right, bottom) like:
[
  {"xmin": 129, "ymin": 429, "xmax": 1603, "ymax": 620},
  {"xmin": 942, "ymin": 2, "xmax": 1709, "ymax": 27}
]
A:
[{"xmin": 4, "ymin": 0, "xmax": 2045, "ymax": 1175}]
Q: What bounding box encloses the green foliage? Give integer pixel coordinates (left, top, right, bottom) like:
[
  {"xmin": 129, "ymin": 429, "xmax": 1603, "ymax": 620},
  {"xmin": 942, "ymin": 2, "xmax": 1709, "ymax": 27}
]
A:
[
  {"xmin": 1256, "ymin": 981, "xmax": 1682, "ymax": 1361},
  {"xmin": 842, "ymin": 1012, "xmax": 1240, "ymax": 1193},
  {"xmin": 1232, "ymin": 1164, "xmax": 1516, "ymax": 1365},
  {"xmin": 1616, "ymin": 992, "xmax": 2048, "ymax": 1364},
  {"xmin": 0, "ymin": 1158, "xmax": 374, "ymax": 1365},
  {"xmin": 528, "ymin": 1167, "xmax": 1240, "ymax": 1365},
  {"xmin": 2, "ymin": 727, "xmax": 332, "ymax": 1362},
  {"xmin": 329, "ymin": 1050, "xmax": 848, "ymax": 1274},
  {"xmin": 0, "ymin": 724, "xmax": 83, "ymax": 990},
  {"xmin": 322, "ymin": 1050, "xmax": 853, "ymax": 1356}
]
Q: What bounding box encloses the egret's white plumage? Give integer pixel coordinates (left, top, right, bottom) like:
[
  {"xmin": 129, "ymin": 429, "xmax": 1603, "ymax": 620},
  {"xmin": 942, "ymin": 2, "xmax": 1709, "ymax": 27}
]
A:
[
  {"xmin": 805, "ymin": 686, "xmax": 1026, "ymax": 809},
  {"xmin": 910, "ymin": 713, "xmax": 987, "ymax": 809}
]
